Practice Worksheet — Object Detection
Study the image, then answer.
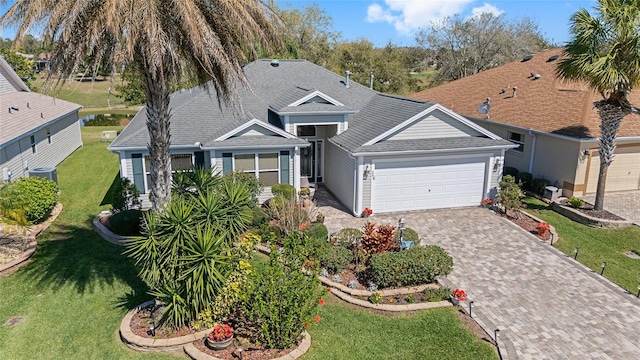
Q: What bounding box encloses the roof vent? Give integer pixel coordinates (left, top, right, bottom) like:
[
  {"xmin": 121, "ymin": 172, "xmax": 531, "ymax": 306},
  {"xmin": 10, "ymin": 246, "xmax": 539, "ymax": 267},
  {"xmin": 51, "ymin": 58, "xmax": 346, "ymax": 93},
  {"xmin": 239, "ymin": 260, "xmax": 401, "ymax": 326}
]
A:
[
  {"xmin": 345, "ymin": 70, "xmax": 351, "ymax": 88},
  {"xmin": 521, "ymin": 55, "xmax": 533, "ymax": 62},
  {"xmin": 512, "ymin": 86, "xmax": 517, "ymax": 97},
  {"xmin": 547, "ymin": 54, "xmax": 559, "ymax": 62},
  {"xmin": 10, "ymin": 105, "xmax": 19, "ymax": 111},
  {"xmin": 270, "ymin": 59, "xmax": 279, "ymax": 67}
]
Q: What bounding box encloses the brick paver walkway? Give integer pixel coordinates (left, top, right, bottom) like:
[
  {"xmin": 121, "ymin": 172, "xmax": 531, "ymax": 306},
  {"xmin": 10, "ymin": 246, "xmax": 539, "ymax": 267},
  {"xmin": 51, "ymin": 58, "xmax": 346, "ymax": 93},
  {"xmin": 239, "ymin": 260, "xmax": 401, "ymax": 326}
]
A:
[
  {"xmin": 315, "ymin": 186, "xmax": 640, "ymax": 359},
  {"xmin": 582, "ymin": 191, "xmax": 640, "ymax": 225}
]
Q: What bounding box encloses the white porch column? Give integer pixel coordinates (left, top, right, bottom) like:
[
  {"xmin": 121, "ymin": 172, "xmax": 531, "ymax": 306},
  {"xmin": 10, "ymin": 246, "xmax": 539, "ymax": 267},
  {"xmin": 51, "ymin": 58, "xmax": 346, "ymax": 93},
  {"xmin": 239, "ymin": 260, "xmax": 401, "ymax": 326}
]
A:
[{"xmin": 293, "ymin": 146, "xmax": 301, "ymax": 190}]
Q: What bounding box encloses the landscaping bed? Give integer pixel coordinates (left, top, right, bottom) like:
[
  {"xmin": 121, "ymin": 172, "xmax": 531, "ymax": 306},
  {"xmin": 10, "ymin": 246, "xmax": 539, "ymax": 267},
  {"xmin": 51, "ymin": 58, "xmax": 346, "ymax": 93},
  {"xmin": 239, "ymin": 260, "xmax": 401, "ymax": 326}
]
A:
[
  {"xmin": 0, "ymin": 230, "xmax": 30, "ymax": 266},
  {"xmin": 189, "ymin": 338, "xmax": 297, "ymax": 360},
  {"xmin": 129, "ymin": 302, "xmax": 198, "ymax": 339}
]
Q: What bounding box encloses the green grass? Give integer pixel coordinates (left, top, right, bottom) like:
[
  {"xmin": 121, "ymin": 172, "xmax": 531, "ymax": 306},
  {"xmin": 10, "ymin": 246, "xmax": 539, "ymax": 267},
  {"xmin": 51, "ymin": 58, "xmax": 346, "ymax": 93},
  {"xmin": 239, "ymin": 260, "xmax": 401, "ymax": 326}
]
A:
[
  {"xmin": 0, "ymin": 128, "xmax": 497, "ymax": 359},
  {"xmin": 523, "ymin": 197, "xmax": 640, "ymax": 293},
  {"xmin": 32, "ymin": 75, "xmax": 137, "ymax": 109}
]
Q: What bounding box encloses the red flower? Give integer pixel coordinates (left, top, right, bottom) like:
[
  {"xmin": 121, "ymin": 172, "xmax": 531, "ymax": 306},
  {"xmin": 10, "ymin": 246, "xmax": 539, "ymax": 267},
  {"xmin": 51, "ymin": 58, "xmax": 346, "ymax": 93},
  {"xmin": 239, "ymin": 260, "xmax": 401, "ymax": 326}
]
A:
[
  {"xmin": 327, "ymin": 287, "xmax": 332, "ymax": 293},
  {"xmin": 208, "ymin": 324, "xmax": 233, "ymax": 341},
  {"xmin": 536, "ymin": 222, "xmax": 550, "ymax": 231},
  {"xmin": 319, "ymin": 299, "xmax": 325, "ymax": 306},
  {"xmin": 314, "ymin": 315, "xmax": 321, "ymax": 323},
  {"xmin": 300, "ymin": 223, "xmax": 307, "ymax": 230},
  {"xmin": 304, "ymin": 322, "xmax": 310, "ymax": 328},
  {"xmin": 451, "ymin": 288, "xmax": 467, "ymax": 302}
]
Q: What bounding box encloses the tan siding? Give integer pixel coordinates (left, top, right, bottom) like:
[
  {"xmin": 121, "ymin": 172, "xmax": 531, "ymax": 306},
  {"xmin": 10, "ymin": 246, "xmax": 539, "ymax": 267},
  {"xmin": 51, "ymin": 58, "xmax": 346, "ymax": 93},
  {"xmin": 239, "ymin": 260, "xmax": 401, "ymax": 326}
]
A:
[{"xmin": 386, "ymin": 109, "xmax": 482, "ymax": 141}]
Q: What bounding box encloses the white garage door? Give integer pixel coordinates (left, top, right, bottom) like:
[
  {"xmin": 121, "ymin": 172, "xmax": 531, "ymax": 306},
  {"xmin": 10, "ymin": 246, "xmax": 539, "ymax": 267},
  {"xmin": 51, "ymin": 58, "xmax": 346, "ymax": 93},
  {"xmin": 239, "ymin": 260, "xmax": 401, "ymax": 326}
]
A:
[{"xmin": 372, "ymin": 157, "xmax": 487, "ymax": 213}]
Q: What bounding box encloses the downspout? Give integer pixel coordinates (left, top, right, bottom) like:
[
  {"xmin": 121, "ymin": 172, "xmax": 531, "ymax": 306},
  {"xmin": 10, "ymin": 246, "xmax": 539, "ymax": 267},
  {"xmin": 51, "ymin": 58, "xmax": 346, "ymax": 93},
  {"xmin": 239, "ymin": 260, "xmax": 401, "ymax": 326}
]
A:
[{"xmin": 528, "ymin": 131, "xmax": 537, "ymax": 174}]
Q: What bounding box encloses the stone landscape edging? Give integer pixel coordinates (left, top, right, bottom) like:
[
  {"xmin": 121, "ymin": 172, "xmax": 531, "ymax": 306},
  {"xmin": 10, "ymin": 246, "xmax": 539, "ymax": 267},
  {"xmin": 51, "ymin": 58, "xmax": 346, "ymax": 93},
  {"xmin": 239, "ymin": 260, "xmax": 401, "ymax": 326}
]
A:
[
  {"xmin": 519, "ymin": 210, "xmax": 559, "ymax": 244},
  {"xmin": 183, "ymin": 331, "xmax": 311, "ymax": 360},
  {"xmin": 93, "ymin": 212, "xmax": 129, "ymax": 246},
  {"xmin": 0, "ymin": 203, "xmax": 63, "ymax": 276},
  {"xmin": 256, "ymin": 244, "xmax": 452, "ymax": 311},
  {"xmin": 119, "ymin": 300, "xmax": 213, "ymax": 352},
  {"xmin": 552, "ymin": 202, "xmax": 633, "ymax": 228}
]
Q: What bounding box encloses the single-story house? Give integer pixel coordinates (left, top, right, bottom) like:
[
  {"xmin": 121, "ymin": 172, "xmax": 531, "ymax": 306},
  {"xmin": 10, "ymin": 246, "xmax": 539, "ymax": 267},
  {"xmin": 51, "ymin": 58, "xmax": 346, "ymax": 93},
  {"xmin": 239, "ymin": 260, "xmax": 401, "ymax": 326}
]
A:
[
  {"xmin": 0, "ymin": 55, "xmax": 83, "ymax": 182},
  {"xmin": 109, "ymin": 59, "xmax": 515, "ymax": 216},
  {"xmin": 413, "ymin": 48, "xmax": 640, "ymax": 197}
]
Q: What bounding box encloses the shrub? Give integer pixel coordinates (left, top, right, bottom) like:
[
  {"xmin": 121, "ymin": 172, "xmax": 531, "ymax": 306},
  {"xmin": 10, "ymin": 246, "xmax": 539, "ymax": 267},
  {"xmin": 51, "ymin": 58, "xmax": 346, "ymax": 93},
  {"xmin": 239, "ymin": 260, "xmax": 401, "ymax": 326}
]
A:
[
  {"xmin": 108, "ymin": 209, "xmax": 143, "ymax": 236},
  {"xmin": 503, "ymin": 166, "xmax": 519, "ymax": 177},
  {"xmin": 497, "ymin": 175, "xmax": 523, "ymax": 215},
  {"xmin": 243, "ymin": 231, "xmax": 322, "ymax": 349},
  {"xmin": 361, "ymin": 222, "xmax": 396, "ymax": 254},
  {"xmin": 567, "ymin": 196, "xmax": 584, "ymax": 208},
  {"xmin": 531, "ymin": 178, "xmax": 551, "ymax": 195},
  {"xmin": 0, "ymin": 181, "xmax": 29, "ymax": 226},
  {"xmin": 306, "ymin": 223, "xmax": 328, "ymax": 242},
  {"xmin": 320, "ymin": 246, "xmax": 353, "ymax": 274},
  {"xmin": 299, "ymin": 187, "xmax": 310, "ymax": 196},
  {"xmin": 12, "ymin": 177, "xmax": 59, "ymax": 224},
  {"xmin": 268, "ymin": 196, "xmax": 309, "ymax": 234},
  {"xmin": 223, "ymin": 171, "xmax": 263, "ymax": 203},
  {"xmin": 250, "ymin": 206, "xmax": 269, "ymax": 229},
  {"xmin": 333, "ymin": 228, "xmax": 362, "ymax": 248},
  {"xmin": 423, "ymin": 287, "xmax": 452, "ymax": 302},
  {"xmin": 111, "ymin": 177, "xmax": 140, "ymax": 213},
  {"xmin": 271, "ymin": 183, "xmax": 296, "ymax": 201},
  {"xmin": 515, "ymin": 172, "xmax": 533, "ymax": 190},
  {"xmin": 368, "ymin": 292, "xmax": 382, "ymax": 304},
  {"xmin": 394, "ymin": 227, "xmax": 419, "ymax": 243},
  {"xmin": 368, "ymin": 245, "xmax": 453, "ymax": 288}
]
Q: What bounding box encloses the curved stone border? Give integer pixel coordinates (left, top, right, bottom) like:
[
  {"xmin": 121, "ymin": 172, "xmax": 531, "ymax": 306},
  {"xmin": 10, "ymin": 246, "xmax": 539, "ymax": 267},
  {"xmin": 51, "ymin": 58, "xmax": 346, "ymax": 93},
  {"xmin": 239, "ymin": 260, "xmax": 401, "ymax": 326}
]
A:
[
  {"xmin": 256, "ymin": 244, "xmax": 452, "ymax": 312},
  {"xmin": 519, "ymin": 210, "xmax": 559, "ymax": 245},
  {"xmin": 0, "ymin": 203, "xmax": 63, "ymax": 277},
  {"xmin": 183, "ymin": 331, "xmax": 311, "ymax": 360},
  {"xmin": 119, "ymin": 300, "xmax": 213, "ymax": 352},
  {"xmin": 93, "ymin": 211, "xmax": 129, "ymax": 246},
  {"xmin": 329, "ymin": 286, "xmax": 452, "ymax": 312},
  {"xmin": 552, "ymin": 202, "xmax": 632, "ymax": 228}
]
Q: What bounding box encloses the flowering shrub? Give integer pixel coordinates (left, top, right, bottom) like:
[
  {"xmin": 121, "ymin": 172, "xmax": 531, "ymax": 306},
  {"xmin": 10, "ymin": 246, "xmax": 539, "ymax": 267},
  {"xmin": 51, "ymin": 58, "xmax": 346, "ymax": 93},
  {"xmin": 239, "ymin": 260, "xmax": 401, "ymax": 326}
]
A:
[
  {"xmin": 481, "ymin": 198, "xmax": 495, "ymax": 208},
  {"xmin": 451, "ymin": 288, "xmax": 467, "ymax": 302},
  {"xmin": 208, "ymin": 324, "xmax": 233, "ymax": 341},
  {"xmin": 536, "ymin": 222, "xmax": 551, "ymax": 237},
  {"xmin": 361, "ymin": 207, "xmax": 373, "ymax": 218}
]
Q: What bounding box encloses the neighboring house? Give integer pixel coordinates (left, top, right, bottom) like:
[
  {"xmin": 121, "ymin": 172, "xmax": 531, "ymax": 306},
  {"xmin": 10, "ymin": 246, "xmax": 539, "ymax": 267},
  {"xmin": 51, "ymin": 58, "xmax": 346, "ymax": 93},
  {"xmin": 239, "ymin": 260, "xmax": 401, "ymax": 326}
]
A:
[
  {"xmin": 0, "ymin": 55, "xmax": 83, "ymax": 182},
  {"xmin": 413, "ymin": 48, "xmax": 640, "ymax": 197},
  {"xmin": 109, "ymin": 59, "xmax": 514, "ymax": 215}
]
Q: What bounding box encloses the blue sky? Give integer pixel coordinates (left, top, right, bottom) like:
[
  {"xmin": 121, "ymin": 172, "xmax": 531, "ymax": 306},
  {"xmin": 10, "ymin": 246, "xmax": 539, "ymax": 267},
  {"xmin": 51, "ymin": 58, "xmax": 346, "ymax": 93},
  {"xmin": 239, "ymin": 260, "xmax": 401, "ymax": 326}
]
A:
[{"xmin": 1, "ymin": 0, "xmax": 597, "ymax": 47}]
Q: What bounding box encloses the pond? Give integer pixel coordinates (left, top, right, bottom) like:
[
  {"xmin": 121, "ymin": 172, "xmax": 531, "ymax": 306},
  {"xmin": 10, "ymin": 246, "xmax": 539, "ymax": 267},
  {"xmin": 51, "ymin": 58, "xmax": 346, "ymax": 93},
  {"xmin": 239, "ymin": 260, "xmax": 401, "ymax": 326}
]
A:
[{"xmin": 80, "ymin": 113, "xmax": 135, "ymax": 127}]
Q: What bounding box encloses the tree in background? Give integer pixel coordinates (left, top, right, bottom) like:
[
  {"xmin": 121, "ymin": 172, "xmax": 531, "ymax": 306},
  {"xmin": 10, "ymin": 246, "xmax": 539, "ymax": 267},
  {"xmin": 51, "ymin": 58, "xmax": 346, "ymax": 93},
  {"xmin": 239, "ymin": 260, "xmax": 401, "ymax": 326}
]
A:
[
  {"xmin": 0, "ymin": 47, "xmax": 35, "ymax": 87},
  {"xmin": 556, "ymin": 0, "xmax": 640, "ymax": 211},
  {"xmin": 1, "ymin": 0, "xmax": 280, "ymax": 211},
  {"xmin": 328, "ymin": 40, "xmax": 419, "ymax": 95},
  {"xmin": 416, "ymin": 13, "xmax": 549, "ymax": 84}
]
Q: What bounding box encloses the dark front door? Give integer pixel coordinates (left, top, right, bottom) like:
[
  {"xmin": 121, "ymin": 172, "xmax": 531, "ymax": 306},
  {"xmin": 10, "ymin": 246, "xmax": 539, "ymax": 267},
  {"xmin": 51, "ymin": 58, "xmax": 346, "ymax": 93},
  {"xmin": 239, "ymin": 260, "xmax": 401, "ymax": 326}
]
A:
[{"xmin": 301, "ymin": 141, "xmax": 315, "ymax": 181}]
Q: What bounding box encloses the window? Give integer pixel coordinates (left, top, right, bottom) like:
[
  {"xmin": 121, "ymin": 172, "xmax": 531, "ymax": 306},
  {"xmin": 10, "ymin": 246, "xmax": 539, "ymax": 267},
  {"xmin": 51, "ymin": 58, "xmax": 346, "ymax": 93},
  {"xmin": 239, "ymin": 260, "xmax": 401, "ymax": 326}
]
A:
[
  {"xmin": 279, "ymin": 151, "xmax": 290, "ymax": 184},
  {"xmin": 233, "ymin": 152, "xmax": 281, "ymax": 187},
  {"xmin": 30, "ymin": 135, "xmax": 36, "ymax": 154},
  {"xmin": 46, "ymin": 127, "xmax": 51, "ymax": 144},
  {"xmin": 143, "ymin": 153, "xmax": 195, "ymax": 192},
  {"xmin": 508, "ymin": 132, "xmax": 525, "ymax": 153},
  {"xmin": 297, "ymin": 125, "xmax": 316, "ymax": 137},
  {"xmin": 131, "ymin": 154, "xmax": 145, "ymax": 193}
]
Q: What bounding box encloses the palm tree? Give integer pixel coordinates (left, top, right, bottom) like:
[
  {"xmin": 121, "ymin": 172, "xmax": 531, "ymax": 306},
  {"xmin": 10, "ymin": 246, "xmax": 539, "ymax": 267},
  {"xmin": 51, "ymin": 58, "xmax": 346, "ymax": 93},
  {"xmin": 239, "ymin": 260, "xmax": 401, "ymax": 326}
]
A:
[
  {"xmin": 1, "ymin": 0, "xmax": 280, "ymax": 211},
  {"xmin": 556, "ymin": 0, "xmax": 640, "ymax": 211}
]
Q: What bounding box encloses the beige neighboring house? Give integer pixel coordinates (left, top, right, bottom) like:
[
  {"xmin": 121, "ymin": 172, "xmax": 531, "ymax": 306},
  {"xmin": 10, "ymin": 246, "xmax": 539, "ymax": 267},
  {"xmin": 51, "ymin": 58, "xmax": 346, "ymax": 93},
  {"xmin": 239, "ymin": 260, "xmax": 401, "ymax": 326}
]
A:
[
  {"xmin": 0, "ymin": 55, "xmax": 82, "ymax": 182},
  {"xmin": 413, "ymin": 48, "xmax": 640, "ymax": 197}
]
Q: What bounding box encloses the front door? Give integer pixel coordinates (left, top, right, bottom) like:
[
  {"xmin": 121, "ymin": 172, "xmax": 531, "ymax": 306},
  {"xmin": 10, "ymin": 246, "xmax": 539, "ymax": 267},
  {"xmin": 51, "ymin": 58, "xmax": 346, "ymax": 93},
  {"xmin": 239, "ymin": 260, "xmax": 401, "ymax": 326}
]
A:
[{"xmin": 300, "ymin": 140, "xmax": 323, "ymax": 183}]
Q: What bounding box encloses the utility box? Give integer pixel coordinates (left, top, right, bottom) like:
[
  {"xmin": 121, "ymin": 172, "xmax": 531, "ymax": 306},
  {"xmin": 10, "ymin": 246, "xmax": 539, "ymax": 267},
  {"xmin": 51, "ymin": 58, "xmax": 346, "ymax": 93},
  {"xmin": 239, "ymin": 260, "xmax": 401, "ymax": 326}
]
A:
[
  {"xmin": 543, "ymin": 186, "xmax": 562, "ymax": 201},
  {"xmin": 101, "ymin": 130, "xmax": 118, "ymax": 141}
]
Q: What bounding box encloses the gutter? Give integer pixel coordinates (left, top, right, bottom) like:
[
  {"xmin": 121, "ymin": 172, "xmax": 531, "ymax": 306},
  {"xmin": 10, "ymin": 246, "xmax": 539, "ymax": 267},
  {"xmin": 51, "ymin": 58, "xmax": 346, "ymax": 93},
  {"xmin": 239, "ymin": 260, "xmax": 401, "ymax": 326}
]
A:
[
  {"xmin": 528, "ymin": 131, "xmax": 537, "ymax": 173},
  {"xmin": 348, "ymin": 144, "xmax": 517, "ymax": 157}
]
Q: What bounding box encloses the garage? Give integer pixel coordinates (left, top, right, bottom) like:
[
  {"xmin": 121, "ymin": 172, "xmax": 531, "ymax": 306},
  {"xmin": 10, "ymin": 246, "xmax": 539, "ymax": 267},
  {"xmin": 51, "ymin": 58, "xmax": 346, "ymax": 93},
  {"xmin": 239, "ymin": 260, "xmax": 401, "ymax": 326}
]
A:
[
  {"xmin": 372, "ymin": 157, "xmax": 487, "ymax": 213},
  {"xmin": 586, "ymin": 145, "xmax": 640, "ymax": 193}
]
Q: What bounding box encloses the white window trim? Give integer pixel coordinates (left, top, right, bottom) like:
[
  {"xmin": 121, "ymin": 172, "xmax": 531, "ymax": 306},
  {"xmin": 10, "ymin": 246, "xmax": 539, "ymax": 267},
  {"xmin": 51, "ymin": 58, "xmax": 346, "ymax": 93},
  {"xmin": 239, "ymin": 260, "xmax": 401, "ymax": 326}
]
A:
[
  {"xmin": 233, "ymin": 152, "xmax": 281, "ymax": 187},
  {"xmin": 142, "ymin": 153, "xmax": 195, "ymax": 192},
  {"xmin": 507, "ymin": 131, "xmax": 525, "ymax": 153}
]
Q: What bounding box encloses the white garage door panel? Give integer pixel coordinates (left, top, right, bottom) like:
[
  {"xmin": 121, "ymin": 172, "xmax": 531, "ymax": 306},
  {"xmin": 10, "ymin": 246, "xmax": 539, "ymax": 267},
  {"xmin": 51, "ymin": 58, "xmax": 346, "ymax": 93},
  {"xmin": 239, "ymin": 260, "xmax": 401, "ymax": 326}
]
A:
[
  {"xmin": 373, "ymin": 158, "xmax": 486, "ymax": 212},
  {"xmin": 586, "ymin": 147, "xmax": 640, "ymax": 193}
]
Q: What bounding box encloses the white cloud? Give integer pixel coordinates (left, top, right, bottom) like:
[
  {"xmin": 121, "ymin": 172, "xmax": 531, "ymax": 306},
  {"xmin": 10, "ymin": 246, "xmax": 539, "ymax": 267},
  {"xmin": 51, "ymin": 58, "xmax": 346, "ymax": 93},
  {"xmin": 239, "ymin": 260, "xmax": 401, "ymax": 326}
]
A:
[
  {"xmin": 470, "ymin": 3, "xmax": 505, "ymax": 18},
  {"xmin": 366, "ymin": 0, "xmax": 475, "ymax": 34}
]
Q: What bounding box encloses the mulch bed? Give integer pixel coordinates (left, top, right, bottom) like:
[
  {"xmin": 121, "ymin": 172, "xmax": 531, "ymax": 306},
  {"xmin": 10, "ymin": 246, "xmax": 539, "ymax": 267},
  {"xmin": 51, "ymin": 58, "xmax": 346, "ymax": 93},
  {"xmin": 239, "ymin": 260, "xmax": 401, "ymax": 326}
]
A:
[
  {"xmin": 130, "ymin": 303, "xmax": 198, "ymax": 339},
  {"xmin": 497, "ymin": 211, "xmax": 550, "ymax": 241},
  {"xmin": 558, "ymin": 200, "xmax": 625, "ymax": 221},
  {"xmin": 0, "ymin": 227, "xmax": 32, "ymax": 266},
  {"xmin": 192, "ymin": 338, "xmax": 295, "ymax": 360}
]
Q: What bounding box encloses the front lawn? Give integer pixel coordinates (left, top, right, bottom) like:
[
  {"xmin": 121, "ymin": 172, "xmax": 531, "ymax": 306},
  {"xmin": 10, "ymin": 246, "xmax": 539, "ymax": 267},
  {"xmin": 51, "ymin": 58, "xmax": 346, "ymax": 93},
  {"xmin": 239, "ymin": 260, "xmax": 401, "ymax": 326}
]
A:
[
  {"xmin": 0, "ymin": 127, "xmax": 496, "ymax": 359},
  {"xmin": 523, "ymin": 197, "xmax": 640, "ymax": 294}
]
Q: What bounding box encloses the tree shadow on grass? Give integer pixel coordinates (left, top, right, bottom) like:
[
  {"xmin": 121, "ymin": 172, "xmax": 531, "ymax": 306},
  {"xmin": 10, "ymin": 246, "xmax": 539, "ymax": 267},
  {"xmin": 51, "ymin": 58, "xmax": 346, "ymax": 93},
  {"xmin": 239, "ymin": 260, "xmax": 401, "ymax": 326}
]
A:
[
  {"xmin": 99, "ymin": 174, "xmax": 120, "ymax": 207},
  {"xmin": 19, "ymin": 215, "xmax": 150, "ymax": 310},
  {"xmin": 524, "ymin": 201, "xmax": 551, "ymax": 211}
]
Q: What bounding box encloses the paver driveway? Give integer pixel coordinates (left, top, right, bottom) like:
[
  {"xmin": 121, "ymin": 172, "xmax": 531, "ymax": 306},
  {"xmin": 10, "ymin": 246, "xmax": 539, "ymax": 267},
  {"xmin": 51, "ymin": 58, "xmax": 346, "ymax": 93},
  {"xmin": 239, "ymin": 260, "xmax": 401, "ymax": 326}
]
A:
[
  {"xmin": 582, "ymin": 190, "xmax": 640, "ymax": 225},
  {"xmin": 318, "ymin": 197, "xmax": 640, "ymax": 359}
]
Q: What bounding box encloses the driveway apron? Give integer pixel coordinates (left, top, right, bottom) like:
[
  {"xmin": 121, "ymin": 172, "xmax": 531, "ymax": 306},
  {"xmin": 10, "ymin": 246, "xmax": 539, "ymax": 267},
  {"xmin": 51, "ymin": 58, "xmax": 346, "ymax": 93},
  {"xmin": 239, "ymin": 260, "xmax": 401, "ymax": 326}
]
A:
[
  {"xmin": 582, "ymin": 191, "xmax": 640, "ymax": 225},
  {"xmin": 318, "ymin": 196, "xmax": 640, "ymax": 359}
]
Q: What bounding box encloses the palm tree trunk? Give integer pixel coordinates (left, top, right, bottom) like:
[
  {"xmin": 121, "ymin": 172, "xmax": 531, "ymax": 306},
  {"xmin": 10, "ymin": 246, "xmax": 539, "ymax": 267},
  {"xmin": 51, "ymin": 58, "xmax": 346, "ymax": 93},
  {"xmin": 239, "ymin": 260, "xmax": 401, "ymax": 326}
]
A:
[
  {"xmin": 140, "ymin": 62, "xmax": 172, "ymax": 211},
  {"xmin": 593, "ymin": 102, "xmax": 627, "ymax": 211}
]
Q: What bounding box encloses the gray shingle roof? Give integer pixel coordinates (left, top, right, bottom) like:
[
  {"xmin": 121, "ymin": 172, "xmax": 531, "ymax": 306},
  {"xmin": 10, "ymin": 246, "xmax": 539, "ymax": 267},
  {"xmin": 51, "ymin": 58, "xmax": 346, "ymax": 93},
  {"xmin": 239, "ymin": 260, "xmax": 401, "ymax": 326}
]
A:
[
  {"xmin": 349, "ymin": 136, "xmax": 515, "ymax": 154},
  {"xmin": 110, "ymin": 59, "xmax": 506, "ymax": 154}
]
